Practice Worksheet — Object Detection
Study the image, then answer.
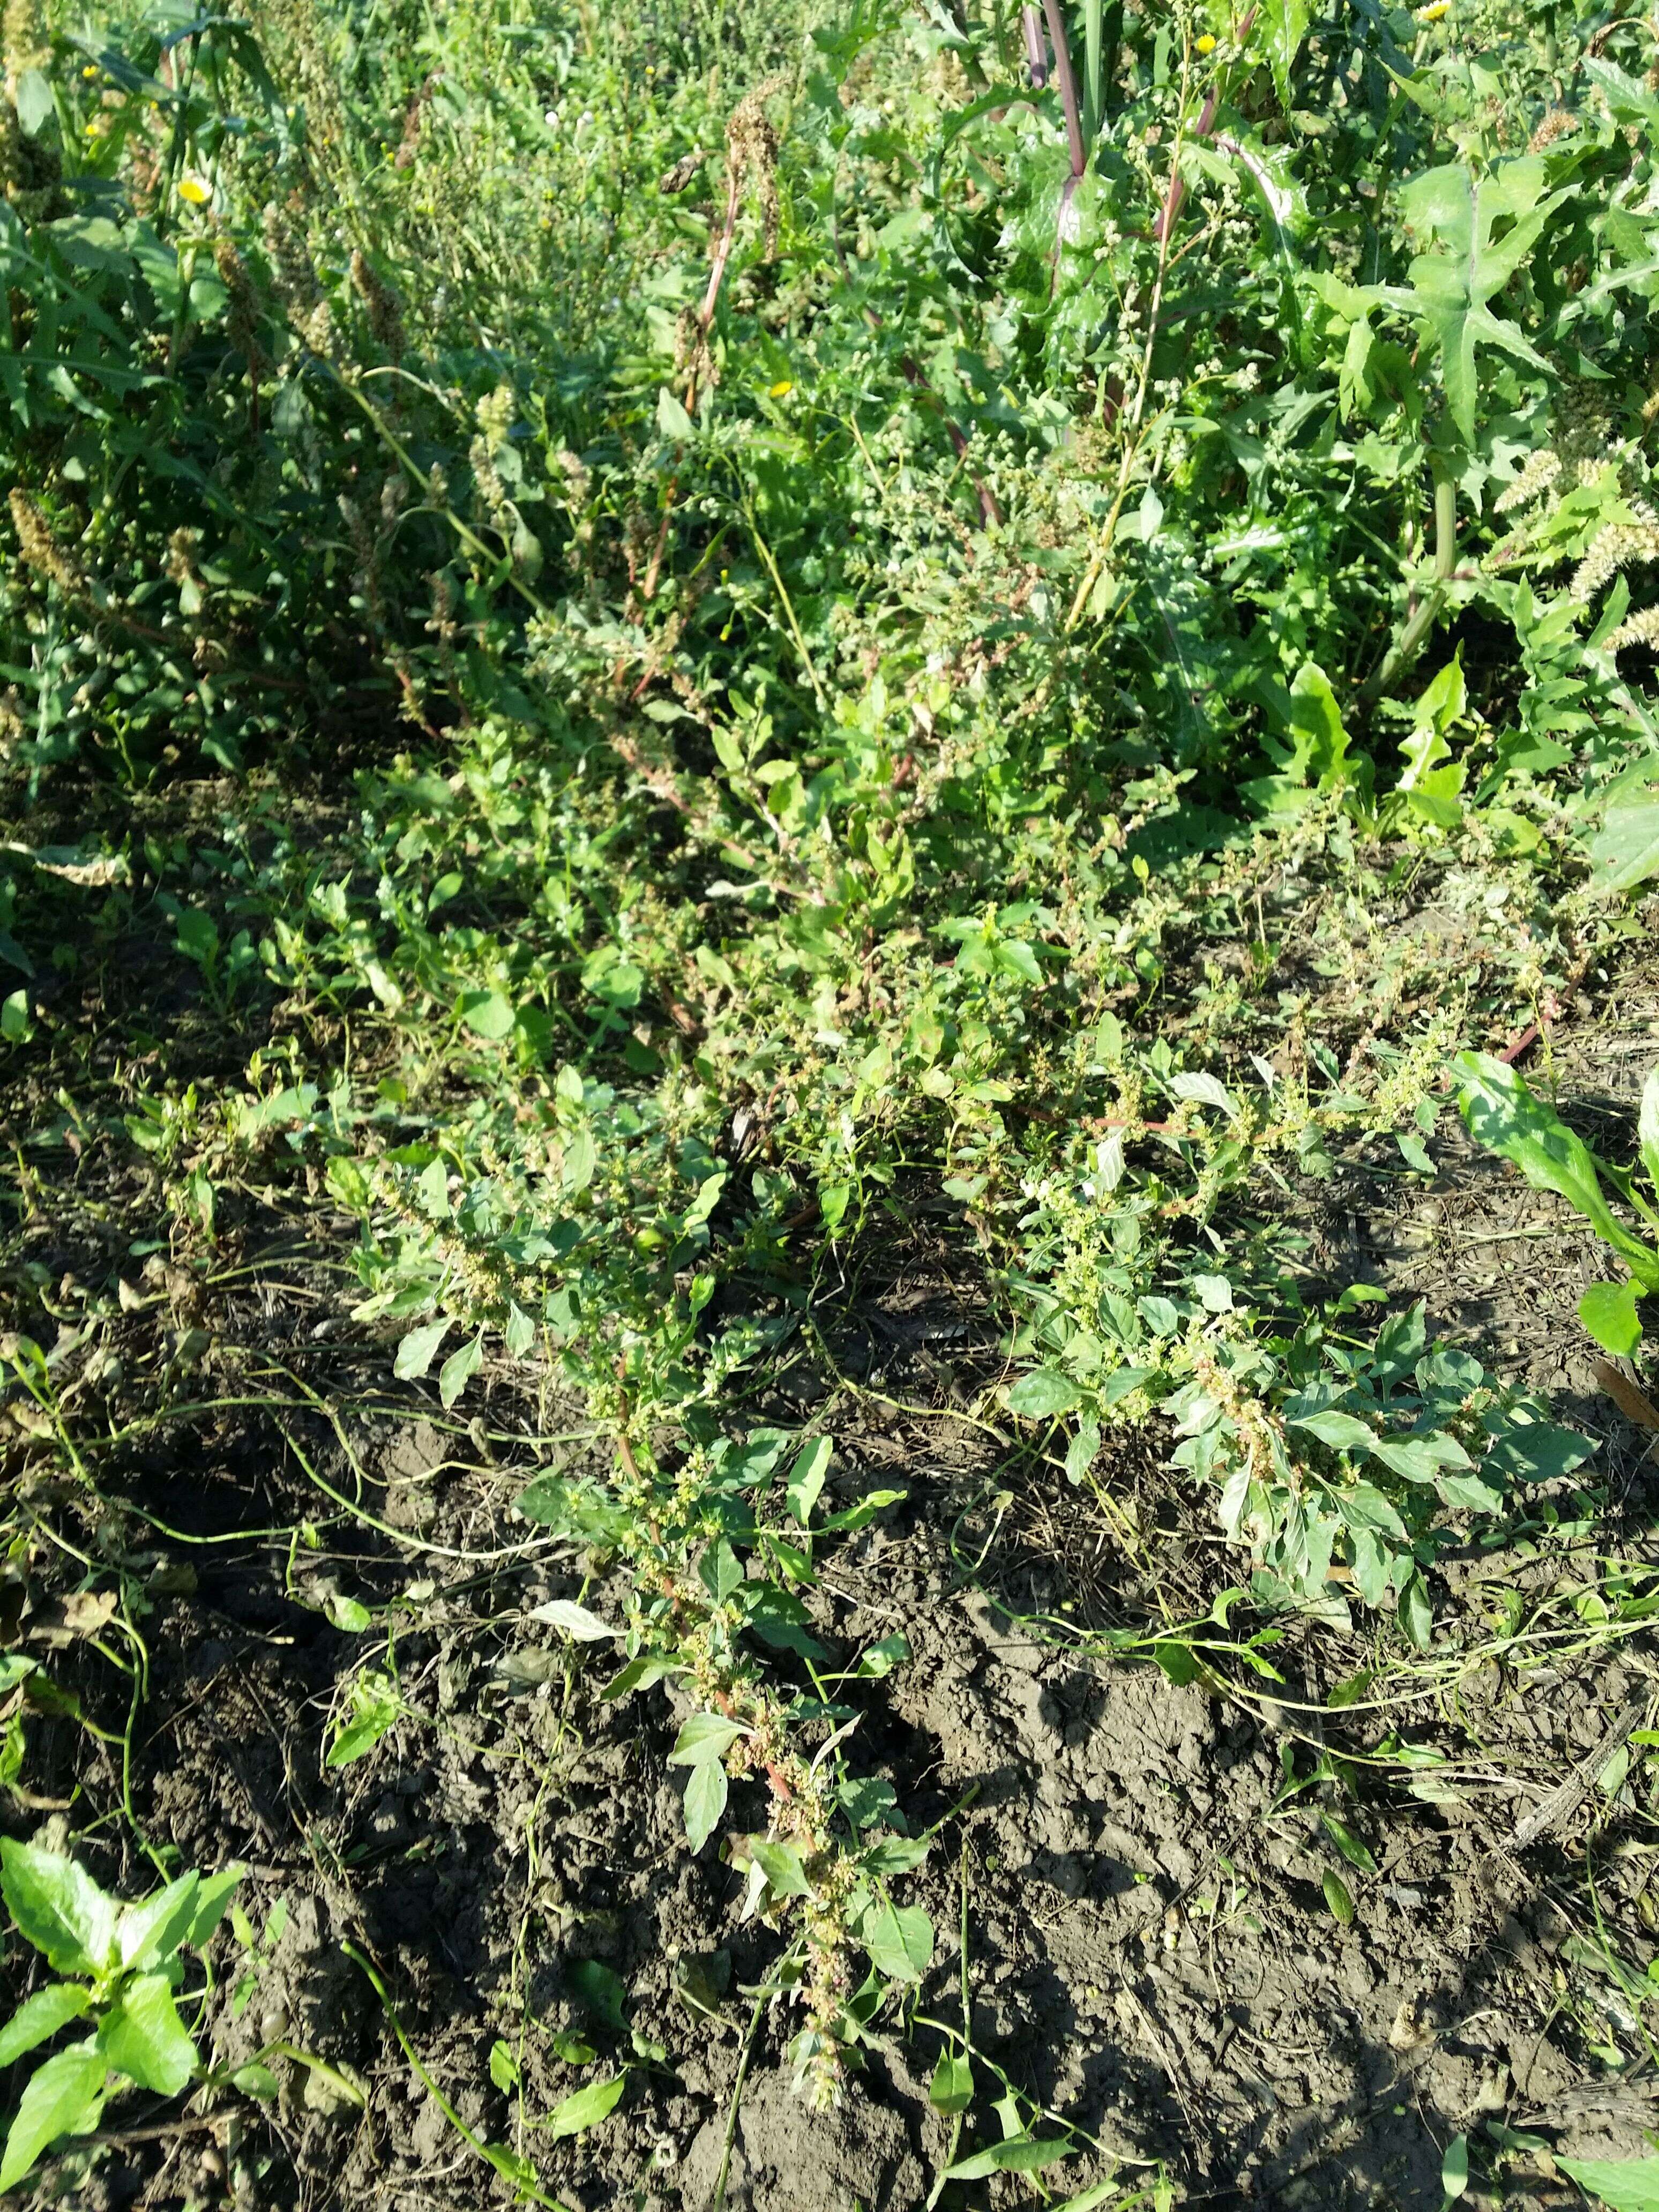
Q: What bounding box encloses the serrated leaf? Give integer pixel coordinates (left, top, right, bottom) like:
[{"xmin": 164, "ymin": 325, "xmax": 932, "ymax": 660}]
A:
[{"xmin": 1256, "ymin": 0, "xmax": 1310, "ymax": 111}]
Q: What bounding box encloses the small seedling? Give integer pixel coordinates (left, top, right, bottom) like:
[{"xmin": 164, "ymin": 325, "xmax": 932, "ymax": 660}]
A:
[{"xmin": 0, "ymin": 1840, "xmax": 241, "ymax": 2189}]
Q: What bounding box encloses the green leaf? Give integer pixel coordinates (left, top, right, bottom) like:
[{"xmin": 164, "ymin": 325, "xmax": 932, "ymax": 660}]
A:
[
  {"xmin": 929, "ymin": 2050, "xmax": 974, "ymax": 2116},
  {"xmin": 1580, "ymin": 1280, "xmax": 1643, "ymax": 1358},
  {"xmin": 1454, "ymin": 1053, "xmax": 1659, "ymax": 1288},
  {"xmin": 1322, "ymin": 1869, "xmax": 1355, "ymax": 1925},
  {"xmin": 0, "ymin": 1985, "xmax": 92, "ymax": 2069},
  {"xmin": 1558, "ymin": 2155, "xmax": 1659, "ymax": 2210},
  {"xmin": 393, "ymin": 1317, "xmax": 451, "ymax": 1380},
  {"xmin": 750, "ymin": 1840, "xmax": 809, "ymax": 1897},
  {"xmin": 185, "ymin": 1870, "xmax": 243, "ymax": 1953},
  {"xmin": 567, "ymin": 1960, "xmax": 627, "ymax": 2034},
  {"xmin": 489, "ymin": 2039, "xmax": 519, "ymax": 2093},
  {"xmin": 232, "ymin": 2061, "xmax": 280, "ymax": 2099},
  {"xmin": 1, "ymin": 1841, "xmax": 118, "ymax": 1979},
  {"xmin": 1588, "ymin": 799, "xmax": 1659, "ymax": 893},
  {"xmin": 656, "ymin": 386, "xmax": 695, "ymax": 440},
  {"xmin": 116, "ymin": 1873, "xmax": 202, "ymax": 1971},
  {"xmin": 438, "ymin": 1331, "xmax": 483, "ymax": 1409},
  {"xmin": 857, "ymin": 1896, "xmax": 933, "ymax": 1982},
  {"xmin": 785, "ymin": 1434, "xmax": 832, "ymax": 1526},
  {"xmin": 947, "ymin": 2135, "xmax": 1075, "ymax": 2179},
  {"xmin": 1256, "ymin": 0, "xmax": 1309, "ymax": 111},
  {"xmin": 458, "ymin": 988, "xmax": 515, "ymax": 1041},
  {"xmin": 97, "ymin": 1971, "xmax": 198, "ymax": 2096},
  {"xmin": 1321, "ymin": 1814, "xmax": 1377, "ymax": 1875},
  {"xmin": 545, "ymin": 2073, "xmax": 625, "ymax": 2140},
  {"xmin": 1003, "ymin": 1369, "xmax": 1082, "ymax": 1418},
  {"xmin": 1290, "ymin": 1409, "xmax": 1378, "ymax": 1455},
  {"xmin": 683, "ymin": 1758, "xmax": 727, "ymax": 1853},
  {"xmin": 667, "ymin": 1712, "xmax": 747, "ymax": 1766},
  {"xmin": 0, "ymin": 2040, "xmax": 106, "ymax": 2191},
  {"xmin": 852, "ymin": 1634, "xmax": 910, "ymax": 1679},
  {"xmin": 1442, "ymin": 2132, "xmax": 1469, "ymax": 2200},
  {"xmin": 1398, "ymin": 160, "xmax": 1568, "ymax": 441},
  {"xmin": 1, "ymin": 989, "xmax": 28, "ymax": 1042}
]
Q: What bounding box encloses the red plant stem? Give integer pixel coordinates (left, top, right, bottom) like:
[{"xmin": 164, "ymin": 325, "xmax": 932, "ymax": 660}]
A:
[
  {"xmin": 1042, "ymin": 0, "xmax": 1087, "ymax": 177},
  {"xmin": 1154, "ymin": 7, "xmax": 1256, "ymax": 245},
  {"xmin": 1021, "ymin": 5, "xmax": 1049, "ymax": 86}
]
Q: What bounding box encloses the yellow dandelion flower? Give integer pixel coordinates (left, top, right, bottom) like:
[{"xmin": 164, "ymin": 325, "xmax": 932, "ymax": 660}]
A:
[
  {"xmin": 768, "ymin": 379, "xmax": 794, "ymax": 399},
  {"xmin": 1195, "ymin": 34, "xmax": 1216, "ymax": 53},
  {"xmin": 177, "ymin": 176, "xmax": 212, "ymax": 206},
  {"xmin": 1415, "ymin": 2, "xmax": 1448, "ymax": 19}
]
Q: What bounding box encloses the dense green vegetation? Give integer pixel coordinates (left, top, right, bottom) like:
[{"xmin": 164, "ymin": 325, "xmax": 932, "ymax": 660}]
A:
[{"xmin": 4, "ymin": 0, "xmax": 1659, "ymax": 2195}]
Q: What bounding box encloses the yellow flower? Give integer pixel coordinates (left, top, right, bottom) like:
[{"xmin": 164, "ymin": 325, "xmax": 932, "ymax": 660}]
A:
[
  {"xmin": 177, "ymin": 176, "xmax": 212, "ymax": 206},
  {"xmin": 768, "ymin": 379, "xmax": 794, "ymax": 399},
  {"xmin": 1195, "ymin": 33, "xmax": 1216, "ymax": 53},
  {"xmin": 1415, "ymin": 2, "xmax": 1448, "ymax": 18}
]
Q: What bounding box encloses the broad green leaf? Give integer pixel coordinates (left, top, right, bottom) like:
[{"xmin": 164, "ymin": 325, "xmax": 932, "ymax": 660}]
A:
[
  {"xmin": 545, "ymin": 2074, "xmax": 625, "ymax": 2139},
  {"xmin": 857, "ymin": 1896, "xmax": 933, "ymax": 1982},
  {"xmin": 393, "ymin": 1317, "xmax": 450, "ymax": 1380},
  {"xmin": 116, "ymin": 1873, "xmax": 201, "ymax": 1971},
  {"xmin": 785, "ymin": 1434, "xmax": 832, "ymax": 1526},
  {"xmin": 656, "ymin": 386, "xmax": 694, "ymax": 440},
  {"xmin": 0, "ymin": 1841, "xmax": 118, "ymax": 1979},
  {"xmin": 438, "ymin": 1331, "xmax": 483, "ymax": 1409},
  {"xmin": 1003, "ymin": 1369, "xmax": 1082, "ymax": 1418},
  {"xmin": 947, "ymin": 2135, "xmax": 1075, "ymax": 2179},
  {"xmin": 1290, "ymin": 1409, "xmax": 1378, "ymax": 1455},
  {"xmin": 929, "ymin": 2050, "xmax": 974, "ymax": 2115},
  {"xmin": 1322, "ymin": 1869, "xmax": 1354, "ymax": 1925},
  {"xmin": 458, "ymin": 988, "xmax": 515, "ymax": 1041},
  {"xmin": 489, "ymin": 2038, "xmax": 519, "ymax": 2092},
  {"xmin": 1588, "ymin": 799, "xmax": 1659, "ymax": 893},
  {"xmin": 0, "ymin": 2041, "xmax": 106, "ymax": 2191},
  {"xmin": 1455, "ymin": 1053, "xmax": 1659, "ymax": 1288},
  {"xmin": 98, "ymin": 1972, "xmax": 198, "ymax": 2096},
  {"xmin": 683, "ymin": 1758, "xmax": 727, "ymax": 1853},
  {"xmin": 1558, "ymin": 2154, "xmax": 1659, "ymax": 2210},
  {"xmin": 750, "ymin": 1840, "xmax": 809, "ymax": 1897},
  {"xmin": 667, "ymin": 1712, "xmax": 747, "ymax": 1766},
  {"xmin": 1580, "ymin": 1280, "xmax": 1643, "ymax": 1359},
  {"xmin": 1367, "ymin": 1432, "xmax": 1471, "ymax": 1482},
  {"xmin": 0, "ymin": 1985, "xmax": 92, "ymax": 2069},
  {"xmin": 183, "ymin": 1868, "xmax": 242, "ymax": 1952}
]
